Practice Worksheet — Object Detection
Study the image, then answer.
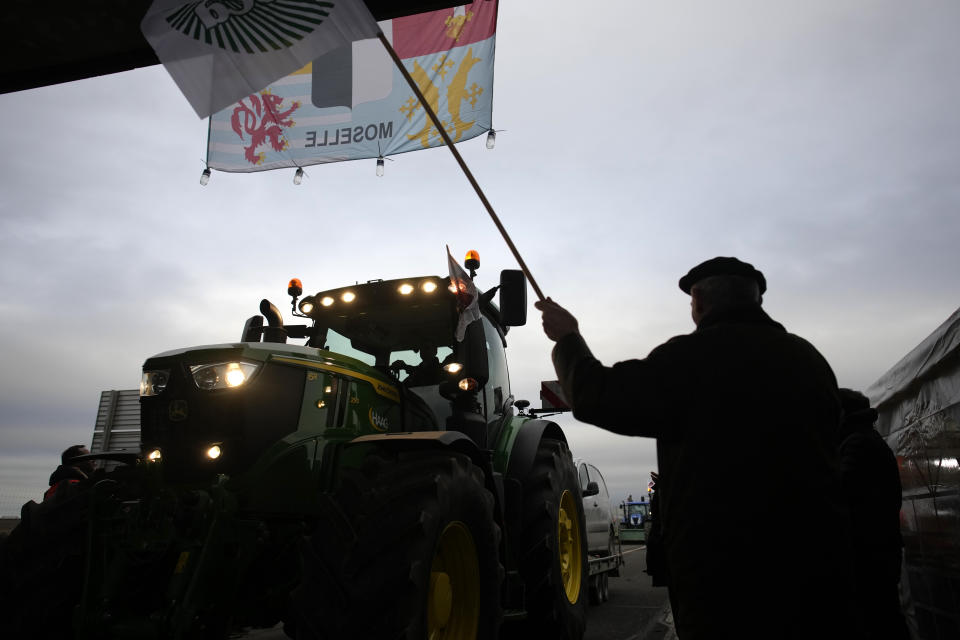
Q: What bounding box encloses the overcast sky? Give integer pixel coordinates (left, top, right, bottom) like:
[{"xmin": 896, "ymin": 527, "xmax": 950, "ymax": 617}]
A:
[{"xmin": 2, "ymin": 0, "xmax": 959, "ymax": 514}]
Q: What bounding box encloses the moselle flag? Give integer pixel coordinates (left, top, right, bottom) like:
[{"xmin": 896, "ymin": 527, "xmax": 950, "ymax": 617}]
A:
[
  {"xmin": 142, "ymin": 0, "xmax": 380, "ymax": 119},
  {"xmin": 205, "ymin": 1, "xmax": 497, "ymax": 172}
]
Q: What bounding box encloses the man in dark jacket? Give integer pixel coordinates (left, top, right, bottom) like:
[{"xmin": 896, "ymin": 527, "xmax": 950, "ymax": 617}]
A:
[
  {"xmin": 837, "ymin": 388, "xmax": 909, "ymax": 640},
  {"xmin": 1, "ymin": 445, "xmax": 95, "ymax": 637},
  {"xmin": 536, "ymin": 257, "xmax": 853, "ymax": 639}
]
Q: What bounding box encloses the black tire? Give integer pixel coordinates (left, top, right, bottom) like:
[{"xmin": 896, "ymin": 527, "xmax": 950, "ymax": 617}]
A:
[
  {"xmin": 588, "ymin": 574, "xmax": 602, "ymax": 606},
  {"xmin": 292, "ymin": 448, "xmax": 503, "ymax": 639},
  {"xmin": 509, "ymin": 438, "xmax": 588, "ymax": 639},
  {"xmin": 600, "ymin": 572, "xmax": 610, "ymax": 603}
]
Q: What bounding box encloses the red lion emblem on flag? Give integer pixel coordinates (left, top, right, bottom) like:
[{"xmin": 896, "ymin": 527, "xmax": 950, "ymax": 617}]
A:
[{"xmin": 230, "ymin": 91, "xmax": 300, "ymax": 166}]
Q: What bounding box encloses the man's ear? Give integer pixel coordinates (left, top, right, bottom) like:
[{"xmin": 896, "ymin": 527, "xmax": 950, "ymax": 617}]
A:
[{"xmin": 690, "ymin": 290, "xmax": 706, "ymax": 325}]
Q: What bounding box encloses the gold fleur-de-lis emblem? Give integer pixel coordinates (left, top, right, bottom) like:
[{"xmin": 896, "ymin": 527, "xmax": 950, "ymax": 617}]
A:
[
  {"xmin": 444, "ymin": 11, "xmax": 474, "ymax": 42},
  {"xmin": 401, "ymin": 47, "xmax": 484, "ymax": 149}
]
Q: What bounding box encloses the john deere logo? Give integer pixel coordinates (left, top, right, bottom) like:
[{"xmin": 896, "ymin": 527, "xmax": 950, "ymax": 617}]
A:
[
  {"xmin": 165, "ymin": 0, "xmax": 334, "ymax": 53},
  {"xmin": 168, "ymin": 399, "xmax": 189, "ymax": 422}
]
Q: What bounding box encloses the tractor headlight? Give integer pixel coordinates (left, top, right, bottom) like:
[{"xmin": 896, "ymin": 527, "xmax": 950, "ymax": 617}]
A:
[
  {"xmin": 140, "ymin": 370, "xmax": 170, "ymax": 397},
  {"xmin": 189, "ymin": 362, "xmax": 260, "ymax": 391},
  {"xmin": 146, "ymin": 448, "xmax": 162, "ymax": 462}
]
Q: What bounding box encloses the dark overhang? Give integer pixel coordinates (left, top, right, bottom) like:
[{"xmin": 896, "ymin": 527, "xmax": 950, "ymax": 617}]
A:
[{"xmin": 1, "ymin": 1, "xmax": 465, "ymax": 94}]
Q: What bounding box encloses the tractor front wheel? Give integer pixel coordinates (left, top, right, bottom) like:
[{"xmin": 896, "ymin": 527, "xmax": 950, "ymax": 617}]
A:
[
  {"xmin": 508, "ymin": 438, "xmax": 588, "ymax": 639},
  {"xmin": 292, "ymin": 448, "xmax": 503, "ymax": 640}
]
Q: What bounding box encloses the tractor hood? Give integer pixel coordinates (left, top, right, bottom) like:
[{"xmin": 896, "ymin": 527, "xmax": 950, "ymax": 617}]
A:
[{"xmin": 140, "ymin": 342, "xmax": 403, "ymax": 483}]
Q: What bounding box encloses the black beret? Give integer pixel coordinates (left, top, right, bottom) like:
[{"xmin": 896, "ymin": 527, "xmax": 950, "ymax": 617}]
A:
[{"xmin": 678, "ymin": 257, "xmax": 767, "ymax": 295}]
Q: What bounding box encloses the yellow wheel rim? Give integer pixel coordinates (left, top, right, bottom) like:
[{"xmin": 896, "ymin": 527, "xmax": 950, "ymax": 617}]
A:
[
  {"xmin": 428, "ymin": 521, "xmax": 480, "ymax": 640},
  {"xmin": 557, "ymin": 489, "xmax": 583, "ymax": 604}
]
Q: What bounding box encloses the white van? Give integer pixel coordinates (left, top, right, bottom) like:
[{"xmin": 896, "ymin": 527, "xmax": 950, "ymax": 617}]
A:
[{"xmin": 573, "ymin": 458, "xmax": 617, "ymax": 556}]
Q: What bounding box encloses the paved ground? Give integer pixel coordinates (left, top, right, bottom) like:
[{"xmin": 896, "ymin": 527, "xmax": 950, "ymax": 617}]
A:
[{"xmin": 584, "ymin": 543, "xmax": 673, "ymax": 640}]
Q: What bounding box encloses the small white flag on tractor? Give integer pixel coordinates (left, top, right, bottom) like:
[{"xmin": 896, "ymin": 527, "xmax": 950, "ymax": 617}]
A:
[
  {"xmin": 141, "ymin": 0, "xmax": 380, "ymax": 118},
  {"xmin": 447, "ymin": 246, "xmax": 481, "ymax": 342}
]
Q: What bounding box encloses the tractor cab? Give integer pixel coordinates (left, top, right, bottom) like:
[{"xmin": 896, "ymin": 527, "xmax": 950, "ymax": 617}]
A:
[
  {"xmin": 243, "ymin": 260, "xmax": 527, "ymax": 448},
  {"xmin": 295, "ymin": 275, "xmax": 462, "ymax": 429}
]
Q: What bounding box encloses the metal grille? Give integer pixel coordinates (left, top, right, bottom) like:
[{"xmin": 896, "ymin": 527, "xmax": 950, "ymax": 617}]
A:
[{"xmin": 90, "ymin": 389, "xmax": 140, "ymax": 470}]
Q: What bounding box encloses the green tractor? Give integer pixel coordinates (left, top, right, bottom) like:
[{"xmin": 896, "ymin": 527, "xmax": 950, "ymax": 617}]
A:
[{"xmin": 5, "ymin": 256, "xmax": 589, "ymax": 639}]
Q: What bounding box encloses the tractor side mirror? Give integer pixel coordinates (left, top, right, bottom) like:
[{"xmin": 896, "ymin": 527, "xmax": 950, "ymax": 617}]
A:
[
  {"xmin": 583, "ymin": 481, "xmax": 600, "ymax": 498},
  {"xmin": 498, "ymin": 270, "xmax": 527, "ymax": 326}
]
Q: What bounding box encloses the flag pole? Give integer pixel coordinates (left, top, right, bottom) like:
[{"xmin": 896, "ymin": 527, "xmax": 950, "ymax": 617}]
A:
[{"xmin": 377, "ymin": 32, "xmax": 546, "ymax": 302}]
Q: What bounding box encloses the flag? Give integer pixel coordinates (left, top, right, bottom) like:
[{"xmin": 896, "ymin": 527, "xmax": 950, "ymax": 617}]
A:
[
  {"xmin": 447, "ymin": 246, "xmax": 481, "ymax": 342},
  {"xmin": 141, "ymin": 0, "xmax": 380, "ymax": 119},
  {"xmin": 205, "ymin": 1, "xmax": 498, "ymax": 172},
  {"xmin": 540, "ymin": 381, "xmax": 570, "ymax": 411}
]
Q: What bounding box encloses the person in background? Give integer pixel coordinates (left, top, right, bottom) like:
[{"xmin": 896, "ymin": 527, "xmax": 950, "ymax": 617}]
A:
[
  {"xmin": 404, "ymin": 345, "xmax": 444, "ymax": 387},
  {"xmin": 44, "ymin": 444, "xmax": 95, "ymax": 501},
  {"xmin": 392, "ymin": 345, "xmax": 445, "ymax": 387},
  {"xmin": 837, "ymin": 388, "xmax": 910, "ymax": 640},
  {"xmin": 644, "ymin": 471, "xmax": 667, "ymax": 587},
  {"xmin": 2, "ymin": 445, "xmax": 95, "ymax": 637},
  {"xmin": 536, "ymin": 256, "xmax": 853, "ymax": 639}
]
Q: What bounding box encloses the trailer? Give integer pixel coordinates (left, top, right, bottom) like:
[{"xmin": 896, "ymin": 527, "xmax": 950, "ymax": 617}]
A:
[{"xmin": 586, "ymin": 544, "xmax": 623, "ymax": 605}]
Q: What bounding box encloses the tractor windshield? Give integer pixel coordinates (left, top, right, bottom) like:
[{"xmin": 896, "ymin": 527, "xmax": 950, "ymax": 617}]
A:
[
  {"xmin": 306, "ymin": 276, "xmax": 458, "ymax": 423},
  {"xmin": 321, "ymin": 328, "xmax": 454, "ymax": 379}
]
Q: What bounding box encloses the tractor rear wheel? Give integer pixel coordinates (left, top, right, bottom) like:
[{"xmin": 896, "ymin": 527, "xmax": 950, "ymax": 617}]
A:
[
  {"xmin": 292, "ymin": 448, "xmax": 503, "ymax": 640},
  {"xmin": 508, "ymin": 438, "xmax": 588, "ymax": 639}
]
